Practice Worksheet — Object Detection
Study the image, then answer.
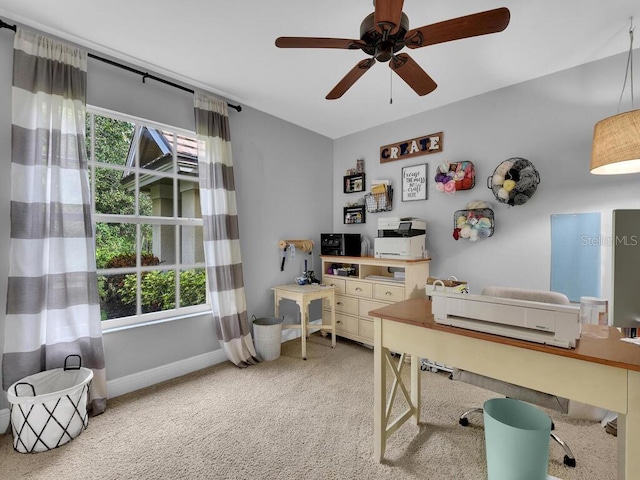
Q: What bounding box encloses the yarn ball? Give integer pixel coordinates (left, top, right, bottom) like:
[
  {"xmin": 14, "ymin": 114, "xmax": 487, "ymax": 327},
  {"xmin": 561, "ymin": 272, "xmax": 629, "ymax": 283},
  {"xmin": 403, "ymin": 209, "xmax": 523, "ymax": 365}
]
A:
[
  {"xmin": 502, "ymin": 179, "xmax": 516, "ymax": 192},
  {"xmin": 512, "ymin": 158, "xmax": 530, "ymax": 170},
  {"xmin": 498, "ymin": 188, "xmax": 510, "ymax": 201},
  {"xmin": 477, "ymin": 228, "xmax": 491, "ymax": 239},
  {"xmin": 435, "ymin": 172, "xmax": 449, "ymax": 183},
  {"xmin": 494, "ymin": 161, "xmax": 513, "ymax": 177},
  {"xmin": 469, "ymin": 229, "xmax": 479, "ymax": 241},
  {"xmin": 478, "ymin": 217, "xmax": 492, "ymax": 229},
  {"xmin": 513, "ymin": 193, "xmax": 530, "ymax": 206},
  {"xmin": 443, "ymin": 180, "xmax": 456, "ymax": 194},
  {"xmin": 515, "ymin": 175, "xmax": 536, "ymax": 192},
  {"xmin": 492, "ymin": 174, "xmax": 505, "ymax": 186}
]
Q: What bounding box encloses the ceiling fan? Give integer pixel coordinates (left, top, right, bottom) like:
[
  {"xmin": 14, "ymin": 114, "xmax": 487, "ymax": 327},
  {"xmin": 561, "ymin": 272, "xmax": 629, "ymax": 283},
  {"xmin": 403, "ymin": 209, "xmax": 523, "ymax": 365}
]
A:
[{"xmin": 275, "ymin": 1, "xmax": 510, "ymax": 99}]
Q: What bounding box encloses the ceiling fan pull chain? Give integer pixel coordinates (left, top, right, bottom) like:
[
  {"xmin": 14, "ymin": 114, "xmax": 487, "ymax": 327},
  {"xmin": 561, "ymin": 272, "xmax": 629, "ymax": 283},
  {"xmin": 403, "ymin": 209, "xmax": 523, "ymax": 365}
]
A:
[{"xmin": 390, "ymin": 68, "xmax": 393, "ymax": 104}]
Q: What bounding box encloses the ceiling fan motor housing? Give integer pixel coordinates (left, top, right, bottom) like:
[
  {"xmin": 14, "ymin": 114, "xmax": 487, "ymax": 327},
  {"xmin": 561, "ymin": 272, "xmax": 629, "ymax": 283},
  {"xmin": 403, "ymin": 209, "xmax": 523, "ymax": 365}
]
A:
[{"xmin": 360, "ymin": 12, "xmax": 409, "ymax": 62}]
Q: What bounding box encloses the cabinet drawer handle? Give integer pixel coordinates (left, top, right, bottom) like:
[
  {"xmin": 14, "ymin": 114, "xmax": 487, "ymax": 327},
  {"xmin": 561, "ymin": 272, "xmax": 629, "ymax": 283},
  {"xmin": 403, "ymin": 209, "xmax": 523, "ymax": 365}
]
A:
[
  {"xmin": 337, "ymin": 302, "xmax": 343, "ymax": 306},
  {"xmin": 330, "ymin": 284, "xmax": 336, "ymax": 287},
  {"xmin": 355, "ymin": 287, "xmax": 362, "ymax": 292},
  {"xmin": 337, "ymin": 320, "xmax": 342, "ymax": 324},
  {"xmin": 385, "ymin": 291, "xmax": 392, "ymax": 296}
]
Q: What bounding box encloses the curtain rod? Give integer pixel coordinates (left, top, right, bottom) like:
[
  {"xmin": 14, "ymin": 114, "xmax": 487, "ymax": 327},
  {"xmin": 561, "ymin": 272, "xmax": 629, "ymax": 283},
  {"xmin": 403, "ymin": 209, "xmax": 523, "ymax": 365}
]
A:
[{"xmin": 0, "ymin": 18, "xmax": 242, "ymax": 112}]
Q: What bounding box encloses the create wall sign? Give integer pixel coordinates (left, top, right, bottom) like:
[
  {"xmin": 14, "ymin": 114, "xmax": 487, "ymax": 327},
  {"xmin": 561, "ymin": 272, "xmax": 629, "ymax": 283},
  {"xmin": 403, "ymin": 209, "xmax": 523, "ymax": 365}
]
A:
[{"xmin": 380, "ymin": 132, "xmax": 443, "ymax": 163}]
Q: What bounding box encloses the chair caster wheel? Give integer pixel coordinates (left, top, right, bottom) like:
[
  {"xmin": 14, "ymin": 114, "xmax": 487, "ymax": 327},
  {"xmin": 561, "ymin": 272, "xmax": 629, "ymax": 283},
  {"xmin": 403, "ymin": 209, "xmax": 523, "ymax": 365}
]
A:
[
  {"xmin": 459, "ymin": 418, "xmax": 469, "ymax": 427},
  {"xmin": 563, "ymin": 455, "xmax": 576, "ymax": 467}
]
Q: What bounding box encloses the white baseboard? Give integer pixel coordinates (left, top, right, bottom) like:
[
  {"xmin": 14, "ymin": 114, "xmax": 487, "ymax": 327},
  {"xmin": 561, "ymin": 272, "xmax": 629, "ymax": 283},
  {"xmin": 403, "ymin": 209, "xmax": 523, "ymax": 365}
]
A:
[
  {"xmin": 107, "ymin": 349, "xmax": 227, "ymax": 399},
  {"xmin": 1, "ymin": 349, "xmax": 231, "ymax": 429},
  {"xmin": 281, "ymin": 318, "xmax": 322, "ymax": 342},
  {"xmin": 0, "ymin": 407, "xmax": 9, "ymax": 435},
  {"xmin": 4, "ymin": 327, "xmax": 312, "ymax": 417}
]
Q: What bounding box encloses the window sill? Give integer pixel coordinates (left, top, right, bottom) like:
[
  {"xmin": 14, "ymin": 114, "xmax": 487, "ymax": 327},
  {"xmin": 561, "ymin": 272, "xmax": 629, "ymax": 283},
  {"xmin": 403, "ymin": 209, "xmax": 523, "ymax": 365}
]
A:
[{"xmin": 102, "ymin": 307, "xmax": 211, "ymax": 334}]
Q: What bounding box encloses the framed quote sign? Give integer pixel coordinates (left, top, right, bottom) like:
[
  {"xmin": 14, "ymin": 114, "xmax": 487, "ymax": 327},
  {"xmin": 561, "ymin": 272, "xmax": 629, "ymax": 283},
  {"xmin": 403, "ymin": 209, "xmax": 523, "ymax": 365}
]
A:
[{"xmin": 402, "ymin": 164, "xmax": 428, "ymax": 202}]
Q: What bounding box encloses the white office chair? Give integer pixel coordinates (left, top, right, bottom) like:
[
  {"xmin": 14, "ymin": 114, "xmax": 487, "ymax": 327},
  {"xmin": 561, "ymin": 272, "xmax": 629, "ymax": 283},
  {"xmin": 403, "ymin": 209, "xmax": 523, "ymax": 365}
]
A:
[{"xmin": 452, "ymin": 286, "xmax": 576, "ymax": 467}]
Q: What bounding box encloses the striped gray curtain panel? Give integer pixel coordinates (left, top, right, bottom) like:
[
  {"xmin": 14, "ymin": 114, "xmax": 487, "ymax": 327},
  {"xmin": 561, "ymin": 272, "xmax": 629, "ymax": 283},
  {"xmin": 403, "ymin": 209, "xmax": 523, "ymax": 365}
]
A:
[
  {"xmin": 194, "ymin": 93, "xmax": 259, "ymax": 367},
  {"xmin": 3, "ymin": 29, "xmax": 107, "ymax": 414}
]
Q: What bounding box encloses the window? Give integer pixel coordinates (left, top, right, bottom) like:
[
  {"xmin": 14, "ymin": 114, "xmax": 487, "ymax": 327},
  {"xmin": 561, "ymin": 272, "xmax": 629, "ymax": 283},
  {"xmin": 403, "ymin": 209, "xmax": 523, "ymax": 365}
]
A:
[{"xmin": 86, "ymin": 107, "xmax": 208, "ymax": 330}]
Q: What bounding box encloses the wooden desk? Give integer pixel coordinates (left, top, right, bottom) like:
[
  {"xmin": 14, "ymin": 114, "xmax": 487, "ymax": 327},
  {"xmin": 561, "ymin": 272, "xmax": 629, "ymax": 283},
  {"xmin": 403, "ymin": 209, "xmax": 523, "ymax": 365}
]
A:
[
  {"xmin": 272, "ymin": 284, "xmax": 336, "ymax": 360},
  {"xmin": 370, "ymin": 298, "xmax": 640, "ymax": 480}
]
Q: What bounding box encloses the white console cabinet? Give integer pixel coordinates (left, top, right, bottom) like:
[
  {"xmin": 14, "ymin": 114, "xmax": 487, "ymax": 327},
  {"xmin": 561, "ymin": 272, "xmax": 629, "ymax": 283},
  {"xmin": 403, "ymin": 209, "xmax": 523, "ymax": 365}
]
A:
[{"xmin": 320, "ymin": 255, "xmax": 430, "ymax": 346}]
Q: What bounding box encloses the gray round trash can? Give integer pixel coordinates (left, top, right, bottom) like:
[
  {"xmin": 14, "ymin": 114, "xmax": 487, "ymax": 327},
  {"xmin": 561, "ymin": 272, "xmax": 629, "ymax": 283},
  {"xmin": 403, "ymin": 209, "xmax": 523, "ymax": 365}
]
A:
[
  {"xmin": 483, "ymin": 398, "xmax": 552, "ymax": 480},
  {"xmin": 252, "ymin": 316, "xmax": 283, "ymax": 361}
]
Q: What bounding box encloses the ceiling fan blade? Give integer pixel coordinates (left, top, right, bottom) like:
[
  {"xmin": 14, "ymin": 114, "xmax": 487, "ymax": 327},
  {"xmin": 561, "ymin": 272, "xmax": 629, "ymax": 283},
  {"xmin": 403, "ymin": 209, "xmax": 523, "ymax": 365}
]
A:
[
  {"xmin": 389, "ymin": 53, "xmax": 437, "ymax": 96},
  {"xmin": 374, "ymin": 0, "xmax": 405, "ymax": 35},
  {"xmin": 326, "ymin": 58, "xmax": 376, "ymax": 100},
  {"xmin": 405, "ymin": 7, "xmax": 510, "ymax": 49},
  {"xmin": 275, "ymin": 37, "xmax": 365, "ymax": 50}
]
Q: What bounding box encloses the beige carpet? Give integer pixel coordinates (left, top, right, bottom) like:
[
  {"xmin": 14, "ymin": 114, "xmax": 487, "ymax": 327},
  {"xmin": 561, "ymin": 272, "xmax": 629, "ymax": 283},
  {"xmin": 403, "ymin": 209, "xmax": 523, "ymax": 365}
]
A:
[{"xmin": 0, "ymin": 335, "xmax": 617, "ymax": 480}]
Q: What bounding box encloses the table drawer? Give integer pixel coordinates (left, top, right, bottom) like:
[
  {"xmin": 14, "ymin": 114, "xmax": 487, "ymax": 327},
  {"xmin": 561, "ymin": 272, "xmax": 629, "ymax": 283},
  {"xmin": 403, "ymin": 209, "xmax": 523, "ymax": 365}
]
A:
[
  {"xmin": 335, "ymin": 295, "xmax": 358, "ymax": 315},
  {"xmin": 335, "ymin": 313, "xmax": 358, "ymax": 335},
  {"xmin": 373, "ymin": 283, "xmax": 405, "ymax": 302},
  {"xmin": 323, "ymin": 276, "xmax": 346, "ymax": 294},
  {"xmin": 346, "ymin": 280, "xmax": 373, "ymax": 298},
  {"xmin": 359, "ymin": 298, "xmax": 390, "ymax": 320},
  {"xmin": 358, "ymin": 318, "xmax": 374, "ymax": 341}
]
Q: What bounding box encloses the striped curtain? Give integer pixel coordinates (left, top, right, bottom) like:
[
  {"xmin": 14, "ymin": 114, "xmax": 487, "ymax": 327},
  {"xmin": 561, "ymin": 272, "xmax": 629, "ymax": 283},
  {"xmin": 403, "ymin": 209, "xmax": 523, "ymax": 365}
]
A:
[
  {"xmin": 194, "ymin": 92, "xmax": 259, "ymax": 367},
  {"xmin": 2, "ymin": 29, "xmax": 107, "ymax": 414}
]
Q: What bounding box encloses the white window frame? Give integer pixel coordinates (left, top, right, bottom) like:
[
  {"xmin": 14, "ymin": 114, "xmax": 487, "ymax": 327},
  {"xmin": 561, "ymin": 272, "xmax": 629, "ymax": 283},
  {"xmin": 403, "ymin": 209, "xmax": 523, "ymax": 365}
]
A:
[{"xmin": 87, "ymin": 106, "xmax": 209, "ymax": 331}]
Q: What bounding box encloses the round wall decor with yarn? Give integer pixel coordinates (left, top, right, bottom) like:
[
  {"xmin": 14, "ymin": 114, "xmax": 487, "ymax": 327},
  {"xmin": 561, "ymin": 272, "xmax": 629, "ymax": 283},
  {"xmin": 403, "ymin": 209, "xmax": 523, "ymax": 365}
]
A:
[{"xmin": 487, "ymin": 157, "xmax": 540, "ymax": 206}]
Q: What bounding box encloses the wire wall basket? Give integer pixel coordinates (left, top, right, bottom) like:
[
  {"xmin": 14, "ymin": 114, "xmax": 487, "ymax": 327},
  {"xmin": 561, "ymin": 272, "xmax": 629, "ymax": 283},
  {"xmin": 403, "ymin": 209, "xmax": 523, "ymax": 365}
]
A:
[{"xmin": 365, "ymin": 187, "xmax": 393, "ymax": 213}]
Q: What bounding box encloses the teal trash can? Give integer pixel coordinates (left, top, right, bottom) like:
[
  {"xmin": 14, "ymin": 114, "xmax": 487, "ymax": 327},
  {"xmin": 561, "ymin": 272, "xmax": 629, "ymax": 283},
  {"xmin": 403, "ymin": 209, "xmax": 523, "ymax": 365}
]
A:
[{"xmin": 483, "ymin": 398, "xmax": 552, "ymax": 480}]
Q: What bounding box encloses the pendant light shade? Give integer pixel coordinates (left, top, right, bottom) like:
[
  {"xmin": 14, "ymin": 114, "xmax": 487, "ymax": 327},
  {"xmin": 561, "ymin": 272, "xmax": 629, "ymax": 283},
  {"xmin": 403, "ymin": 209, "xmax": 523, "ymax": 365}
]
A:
[
  {"xmin": 590, "ymin": 18, "xmax": 639, "ymax": 175},
  {"xmin": 590, "ymin": 109, "xmax": 640, "ymax": 174}
]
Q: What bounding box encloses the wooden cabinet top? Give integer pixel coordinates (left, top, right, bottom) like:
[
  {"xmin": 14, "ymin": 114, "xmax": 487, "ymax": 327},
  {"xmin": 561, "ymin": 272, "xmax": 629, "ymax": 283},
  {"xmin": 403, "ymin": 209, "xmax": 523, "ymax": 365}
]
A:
[{"xmin": 320, "ymin": 255, "xmax": 431, "ymax": 267}]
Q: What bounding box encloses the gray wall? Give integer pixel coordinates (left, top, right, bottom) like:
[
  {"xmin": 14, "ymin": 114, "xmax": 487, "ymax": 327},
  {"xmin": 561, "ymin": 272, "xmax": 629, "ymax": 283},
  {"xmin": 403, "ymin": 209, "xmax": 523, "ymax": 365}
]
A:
[
  {"xmin": 0, "ymin": 27, "xmax": 333, "ymax": 410},
  {"xmin": 333, "ymin": 48, "xmax": 640, "ymax": 299}
]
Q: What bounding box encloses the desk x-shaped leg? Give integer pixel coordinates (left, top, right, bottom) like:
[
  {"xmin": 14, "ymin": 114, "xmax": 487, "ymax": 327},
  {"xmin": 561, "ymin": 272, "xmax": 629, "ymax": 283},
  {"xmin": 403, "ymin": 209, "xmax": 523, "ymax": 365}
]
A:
[{"xmin": 374, "ymin": 320, "xmax": 421, "ymax": 461}]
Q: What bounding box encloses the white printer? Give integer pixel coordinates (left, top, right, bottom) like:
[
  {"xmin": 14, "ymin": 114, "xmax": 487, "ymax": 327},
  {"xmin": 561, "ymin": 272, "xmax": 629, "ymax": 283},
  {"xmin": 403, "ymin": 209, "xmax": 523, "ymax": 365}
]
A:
[{"xmin": 374, "ymin": 217, "xmax": 426, "ymax": 260}]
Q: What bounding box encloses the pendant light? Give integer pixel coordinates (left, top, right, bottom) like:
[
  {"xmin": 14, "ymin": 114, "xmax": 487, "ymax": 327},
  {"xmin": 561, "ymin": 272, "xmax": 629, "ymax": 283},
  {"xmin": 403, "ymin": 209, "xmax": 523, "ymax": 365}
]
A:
[{"xmin": 590, "ymin": 19, "xmax": 640, "ymax": 175}]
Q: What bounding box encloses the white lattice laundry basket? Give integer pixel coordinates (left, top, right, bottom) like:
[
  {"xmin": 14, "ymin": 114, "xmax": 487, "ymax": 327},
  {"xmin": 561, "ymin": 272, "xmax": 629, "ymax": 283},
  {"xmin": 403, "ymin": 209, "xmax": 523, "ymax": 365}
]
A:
[{"xmin": 7, "ymin": 355, "xmax": 93, "ymax": 453}]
